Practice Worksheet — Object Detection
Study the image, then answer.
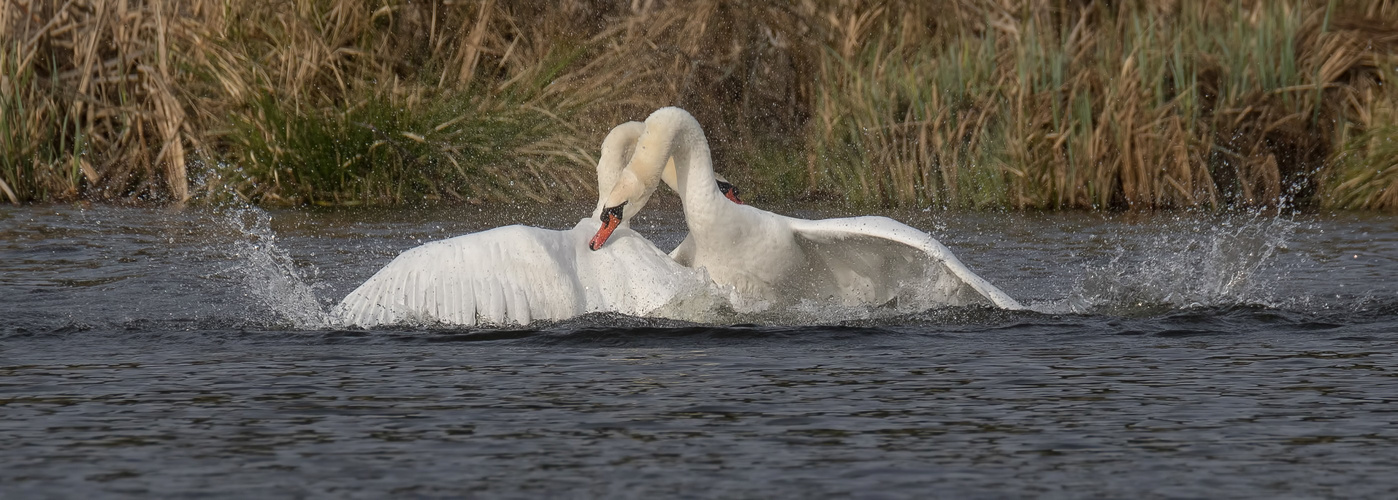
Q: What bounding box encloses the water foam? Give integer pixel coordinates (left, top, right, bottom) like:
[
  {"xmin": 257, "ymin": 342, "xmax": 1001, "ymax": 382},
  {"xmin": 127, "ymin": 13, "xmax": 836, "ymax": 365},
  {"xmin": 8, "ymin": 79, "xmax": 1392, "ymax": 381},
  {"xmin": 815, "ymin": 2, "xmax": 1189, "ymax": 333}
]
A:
[{"xmin": 646, "ymin": 263, "xmax": 994, "ymax": 326}]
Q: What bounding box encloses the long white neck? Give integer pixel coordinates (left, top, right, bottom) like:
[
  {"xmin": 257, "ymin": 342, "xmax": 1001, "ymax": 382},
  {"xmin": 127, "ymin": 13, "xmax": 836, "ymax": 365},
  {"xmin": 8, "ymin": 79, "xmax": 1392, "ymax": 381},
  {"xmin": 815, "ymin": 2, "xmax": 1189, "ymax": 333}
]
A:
[
  {"xmin": 592, "ymin": 122, "xmax": 646, "ymax": 219},
  {"xmin": 630, "ymin": 108, "xmax": 723, "ymax": 217}
]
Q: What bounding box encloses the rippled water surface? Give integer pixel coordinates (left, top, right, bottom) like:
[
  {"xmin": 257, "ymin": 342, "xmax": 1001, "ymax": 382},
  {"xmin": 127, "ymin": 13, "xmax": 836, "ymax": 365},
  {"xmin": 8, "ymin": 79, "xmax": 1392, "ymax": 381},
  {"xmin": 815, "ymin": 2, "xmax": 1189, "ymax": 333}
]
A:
[{"xmin": 3, "ymin": 202, "xmax": 1398, "ymax": 498}]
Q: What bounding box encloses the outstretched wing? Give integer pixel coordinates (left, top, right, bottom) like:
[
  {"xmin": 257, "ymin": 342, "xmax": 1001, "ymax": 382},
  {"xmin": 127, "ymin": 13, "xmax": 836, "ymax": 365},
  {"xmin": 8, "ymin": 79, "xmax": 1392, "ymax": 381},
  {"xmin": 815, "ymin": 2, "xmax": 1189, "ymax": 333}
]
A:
[
  {"xmin": 784, "ymin": 216, "xmax": 1024, "ymax": 310},
  {"xmin": 331, "ymin": 225, "xmax": 584, "ymax": 327}
]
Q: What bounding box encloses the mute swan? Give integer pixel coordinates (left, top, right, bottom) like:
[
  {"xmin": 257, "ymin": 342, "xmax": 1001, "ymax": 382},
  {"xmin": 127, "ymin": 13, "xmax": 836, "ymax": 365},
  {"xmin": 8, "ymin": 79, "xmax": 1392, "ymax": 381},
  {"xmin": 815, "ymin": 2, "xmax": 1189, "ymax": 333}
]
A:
[
  {"xmin": 331, "ymin": 121, "xmax": 738, "ymax": 327},
  {"xmin": 590, "ymin": 107, "xmax": 1024, "ymax": 311}
]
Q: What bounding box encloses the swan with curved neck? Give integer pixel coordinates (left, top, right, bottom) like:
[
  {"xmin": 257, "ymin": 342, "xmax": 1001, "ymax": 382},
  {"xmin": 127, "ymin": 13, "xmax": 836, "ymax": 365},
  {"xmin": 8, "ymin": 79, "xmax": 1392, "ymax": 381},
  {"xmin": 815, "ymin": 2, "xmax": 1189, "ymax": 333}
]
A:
[
  {"xmin": 591, "ymin": 107, "xmax": 1024, "ymax": 310},
  {"xmin": 590, "ymin": 123, "xmax": 742, "ymax": 255},
  {"xmin": 332, "ymin": 120, "xmax": 739, "ymax": 326}
]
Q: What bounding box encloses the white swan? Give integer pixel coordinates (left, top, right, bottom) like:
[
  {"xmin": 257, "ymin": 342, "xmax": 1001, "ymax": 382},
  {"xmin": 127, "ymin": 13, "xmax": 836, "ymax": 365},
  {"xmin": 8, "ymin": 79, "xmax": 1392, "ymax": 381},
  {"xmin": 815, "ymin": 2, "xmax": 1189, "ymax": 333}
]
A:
[
  {"xmin": 590, "ymin": 107, "xmax": 1025, "ymax": 311},
  {"xmin": 331, "ymin": 121, "xmax": 737, "ymax": 327}
]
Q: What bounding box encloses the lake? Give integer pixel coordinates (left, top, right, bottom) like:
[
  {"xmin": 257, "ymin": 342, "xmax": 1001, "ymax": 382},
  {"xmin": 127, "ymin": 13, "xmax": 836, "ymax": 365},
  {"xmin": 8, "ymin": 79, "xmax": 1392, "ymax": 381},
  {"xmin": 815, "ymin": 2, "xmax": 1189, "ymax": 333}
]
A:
[{"xmin": 3, "ymin": 201, "xmax": 1397, "ymax": 498}]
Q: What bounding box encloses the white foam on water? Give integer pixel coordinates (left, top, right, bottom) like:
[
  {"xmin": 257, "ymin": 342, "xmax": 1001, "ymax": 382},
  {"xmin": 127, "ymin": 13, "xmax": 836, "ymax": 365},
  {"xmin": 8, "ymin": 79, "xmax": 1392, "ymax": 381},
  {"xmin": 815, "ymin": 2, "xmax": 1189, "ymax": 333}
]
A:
[{"xmin": 646, "ymin": 258, "xmax": 998, "ymax": 325}]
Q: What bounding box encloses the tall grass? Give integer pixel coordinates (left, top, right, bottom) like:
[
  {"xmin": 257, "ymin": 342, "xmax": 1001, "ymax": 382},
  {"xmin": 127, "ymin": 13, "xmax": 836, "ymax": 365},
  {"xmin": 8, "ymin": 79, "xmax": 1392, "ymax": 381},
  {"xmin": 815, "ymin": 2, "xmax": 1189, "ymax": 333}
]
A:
[
  {"xmin": 1, "ymin": 0, "xmax": 659, "ymax": 205},
  {"xmin": 1326, "ymin": 99, "xmax": 1398, "ymax": 209},
  {"xmin": 805, "ymin": 0, "xmax": 1398, "ymax": 209},
  {"xmin": 194, "ymin": 0, "xmax": 641, "ymax": 205},
  {"xmin": 3, "ymin": 0, "xmax": 196, "ymax": 202},
  {"xmin": 1, "ymin": 38, "xmax": 85, "ymax": 203},
  {"xmin": 3, "ymin": 0, "xmax": 1397, "ymax": 210}
]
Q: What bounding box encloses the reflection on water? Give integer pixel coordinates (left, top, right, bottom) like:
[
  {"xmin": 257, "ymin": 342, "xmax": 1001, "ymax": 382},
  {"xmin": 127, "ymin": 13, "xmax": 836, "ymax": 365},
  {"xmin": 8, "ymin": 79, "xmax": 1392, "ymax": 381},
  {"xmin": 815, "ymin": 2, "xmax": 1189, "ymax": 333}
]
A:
[{"xmin": 2, "ymin": 203, "xmax": 1397, "ymax": 497}]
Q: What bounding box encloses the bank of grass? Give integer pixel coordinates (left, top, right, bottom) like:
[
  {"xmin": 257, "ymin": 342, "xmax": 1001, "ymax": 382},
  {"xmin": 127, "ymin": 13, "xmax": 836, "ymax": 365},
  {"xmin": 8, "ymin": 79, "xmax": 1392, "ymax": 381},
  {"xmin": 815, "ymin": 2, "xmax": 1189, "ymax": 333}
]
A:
[
  {"xmin": 223, "ymin": 50, "xmax": 596, "ymax": 205},
  {"xmin": 2, "ymin": 0, "xmax": 664, "ymax": 205},
  {"xmin": 3, "ymin": 0, "xmax": 1397, "ymax": 210},
  {"xmin": 810, "ymin": 1, "xmax": 1398, "ymax": 209}
]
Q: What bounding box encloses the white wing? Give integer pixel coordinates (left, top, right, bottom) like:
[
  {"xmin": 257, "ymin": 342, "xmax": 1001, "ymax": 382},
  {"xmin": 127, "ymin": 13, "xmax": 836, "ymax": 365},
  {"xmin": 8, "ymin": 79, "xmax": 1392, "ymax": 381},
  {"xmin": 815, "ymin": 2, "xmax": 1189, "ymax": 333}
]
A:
[
  {"xmin": 783, "ymin": 215, "xmax": 1024, "ymax": 310},
  {"xmin": 331, "ymin": 220, "xmax": 710, "ymax": 327},
  {"xmin": 576, "ymin": 223, "xmax": 712, "ymax": 318},
  {"xmin": 331, "ymin": 225, "xmax": 585, "ymax": 327}
]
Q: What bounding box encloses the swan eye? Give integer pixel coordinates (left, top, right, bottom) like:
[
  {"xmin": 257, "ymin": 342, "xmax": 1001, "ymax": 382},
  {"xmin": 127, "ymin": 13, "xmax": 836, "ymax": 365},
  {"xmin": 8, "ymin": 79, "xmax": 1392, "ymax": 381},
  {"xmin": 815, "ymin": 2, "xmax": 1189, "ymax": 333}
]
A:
[{"xmin": 600, "ymin": 202, "xmax": 626, "ymax": 224}]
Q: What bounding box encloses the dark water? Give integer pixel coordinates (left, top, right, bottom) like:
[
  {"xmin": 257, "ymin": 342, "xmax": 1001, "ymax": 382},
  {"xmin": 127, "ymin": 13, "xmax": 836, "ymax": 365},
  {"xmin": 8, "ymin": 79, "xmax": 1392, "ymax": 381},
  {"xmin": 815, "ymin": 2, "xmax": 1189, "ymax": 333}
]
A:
[{"xmin": 3, "ymin": 201, "xmax": 1398, "ymax": 498}]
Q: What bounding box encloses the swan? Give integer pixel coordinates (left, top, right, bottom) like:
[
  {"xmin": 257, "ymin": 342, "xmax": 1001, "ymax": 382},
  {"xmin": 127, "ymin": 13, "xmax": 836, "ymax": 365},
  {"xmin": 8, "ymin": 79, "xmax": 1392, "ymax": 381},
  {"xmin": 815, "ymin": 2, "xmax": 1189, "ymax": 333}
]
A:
[
  {"xmin": 590, "ymin": 107, "xmax": 1025, "ymax": 311},
  {"xmin": 331, "ymin": 121, "xmax": 739, "ymax": 327}
]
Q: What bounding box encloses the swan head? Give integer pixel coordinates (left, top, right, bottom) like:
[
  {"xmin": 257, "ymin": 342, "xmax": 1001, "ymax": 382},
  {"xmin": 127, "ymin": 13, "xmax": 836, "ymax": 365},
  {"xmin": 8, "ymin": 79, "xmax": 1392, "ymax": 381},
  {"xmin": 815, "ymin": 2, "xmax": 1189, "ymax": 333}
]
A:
[
  {"xmin": 590, "ymin": 108, "xmax": 742, "ymax": 250},
  {"xmin": 589, "ymin": 168, "xmax": 656, "ymax": 251},
  {"xmin": 588, "ymin": 173, "xmax": 746, "ymax": 251}
]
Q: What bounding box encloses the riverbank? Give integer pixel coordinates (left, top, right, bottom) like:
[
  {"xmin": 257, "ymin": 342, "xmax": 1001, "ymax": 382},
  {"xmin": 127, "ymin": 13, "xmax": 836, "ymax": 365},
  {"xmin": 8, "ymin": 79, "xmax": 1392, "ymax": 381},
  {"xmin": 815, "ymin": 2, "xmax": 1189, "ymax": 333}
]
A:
[{"xmin": 2, "ymin": 1, "xmax": 1396, "ymax": 209}]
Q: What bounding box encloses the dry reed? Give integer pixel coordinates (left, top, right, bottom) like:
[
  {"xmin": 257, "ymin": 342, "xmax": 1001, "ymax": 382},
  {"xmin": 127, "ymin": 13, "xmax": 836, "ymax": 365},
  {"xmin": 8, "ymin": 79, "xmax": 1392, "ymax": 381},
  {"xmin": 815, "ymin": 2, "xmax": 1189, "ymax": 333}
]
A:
[
  {"xmin": 805, "ymin": 0, "xmax": 1398, "ymax": 210},
  {"xmin": 2, "ymin": 0, "xmax": 1396, "ymax": 210}
]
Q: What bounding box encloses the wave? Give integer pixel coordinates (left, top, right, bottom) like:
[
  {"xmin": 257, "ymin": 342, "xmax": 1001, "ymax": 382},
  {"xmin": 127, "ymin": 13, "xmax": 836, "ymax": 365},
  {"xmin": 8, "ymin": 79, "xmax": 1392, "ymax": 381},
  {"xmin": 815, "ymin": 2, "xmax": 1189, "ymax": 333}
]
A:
[{"xmin": 9, "ymin": 301, "xmax": 1398, "ymax": 350}]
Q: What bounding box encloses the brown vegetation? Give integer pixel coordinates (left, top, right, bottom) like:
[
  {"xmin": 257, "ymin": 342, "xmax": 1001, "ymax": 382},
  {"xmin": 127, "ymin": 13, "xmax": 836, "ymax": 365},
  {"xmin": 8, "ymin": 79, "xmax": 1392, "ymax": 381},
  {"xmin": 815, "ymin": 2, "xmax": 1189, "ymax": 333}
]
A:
[{"xmin": 2, "ymin": 0, "xmax": 1397, "ymax": 210}]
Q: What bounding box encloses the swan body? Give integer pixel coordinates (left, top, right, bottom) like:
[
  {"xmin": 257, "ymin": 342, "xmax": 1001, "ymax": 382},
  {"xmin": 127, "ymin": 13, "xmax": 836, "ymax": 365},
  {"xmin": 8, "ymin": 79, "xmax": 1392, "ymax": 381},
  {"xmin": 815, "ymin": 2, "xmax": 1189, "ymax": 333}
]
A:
[
  {"xmin": 332, "ymin": 122, "xmax": 714, "ymax": 326},
  {"xmin": 594, "ymin": 107, "xmax": 1025, "ymax": 310}
]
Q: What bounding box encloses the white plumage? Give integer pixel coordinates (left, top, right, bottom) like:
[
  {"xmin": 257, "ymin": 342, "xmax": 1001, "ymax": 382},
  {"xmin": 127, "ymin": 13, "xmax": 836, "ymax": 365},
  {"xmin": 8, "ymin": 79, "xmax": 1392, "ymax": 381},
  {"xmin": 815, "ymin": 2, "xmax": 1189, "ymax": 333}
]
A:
[
  {"xmin": 330, "ymin": 220, "xmax": 707, "ymax": 326},
  {"xmin": 331, "ymin": 121, "xmax": 710, "ymax": 327},
  {"xmin": 592, "ymin": 107, "xmax": 1024, "ymax": 311}
]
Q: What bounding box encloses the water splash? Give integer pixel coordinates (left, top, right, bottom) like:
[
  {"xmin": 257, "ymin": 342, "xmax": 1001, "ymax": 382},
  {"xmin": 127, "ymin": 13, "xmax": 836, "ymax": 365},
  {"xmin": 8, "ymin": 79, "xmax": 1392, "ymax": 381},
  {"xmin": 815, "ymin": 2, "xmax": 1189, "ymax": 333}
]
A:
[
  {"xmin": 218, "ymin": 207, "xmax": 329, "ymax": 329},
  {"xmin": 1066, "ymin": 211, "xmax": 1300, "ymax": 314}
]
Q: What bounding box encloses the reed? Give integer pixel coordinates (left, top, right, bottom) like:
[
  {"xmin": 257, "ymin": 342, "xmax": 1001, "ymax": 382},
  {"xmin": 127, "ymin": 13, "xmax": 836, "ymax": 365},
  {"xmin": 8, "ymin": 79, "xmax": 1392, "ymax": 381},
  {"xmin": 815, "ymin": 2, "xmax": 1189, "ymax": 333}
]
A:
[
  {"xmin": 1, "ymin": 0, "xmax": 657, "ymax": 205},
  {"xmin": 802, "ymin": 0, "xmax": 1398, "ymax": 209},
  {"xmin": 0, "ymin": 37, "xmax": 79, "ymax": 203},
  {"xmin": 1325, "ymin": 100, "xmax": 1398, "ymax": 210},
  {"xmin": 2, "ymin": 0, "xmax": 202, "ymax": 203},
  {"xmin": 3, "ymin": 0, "xmax": 1397, "ymax": 210}
]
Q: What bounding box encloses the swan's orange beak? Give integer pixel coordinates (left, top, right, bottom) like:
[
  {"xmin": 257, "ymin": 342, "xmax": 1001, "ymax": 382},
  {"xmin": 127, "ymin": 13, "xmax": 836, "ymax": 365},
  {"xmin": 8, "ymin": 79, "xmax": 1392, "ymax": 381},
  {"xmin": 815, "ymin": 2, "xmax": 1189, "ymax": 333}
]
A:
[
  {"xmin": 589, "ymin": 204, "xmax": 625, "ymax": 251},
  {"xmin": 588, "ymin": 217, "xmax": 619, "ymax": 250}
]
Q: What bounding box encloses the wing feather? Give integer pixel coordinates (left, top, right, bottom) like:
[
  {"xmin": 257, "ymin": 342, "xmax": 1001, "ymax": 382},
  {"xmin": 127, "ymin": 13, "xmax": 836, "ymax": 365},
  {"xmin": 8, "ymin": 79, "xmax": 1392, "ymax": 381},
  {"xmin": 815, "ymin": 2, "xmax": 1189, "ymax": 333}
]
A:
[
  {"xmin": 331, "ymin": 225, "xmax": 584, "ymax": 327},
  {"xmin": 784, "ymin": 216, "xmax": 1023, "ymax": 310}
]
